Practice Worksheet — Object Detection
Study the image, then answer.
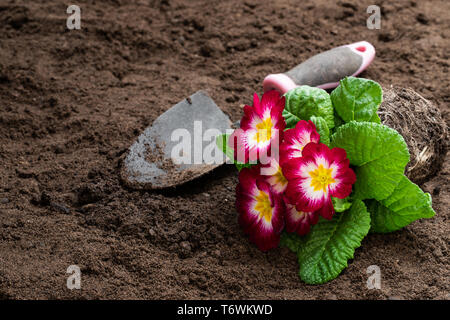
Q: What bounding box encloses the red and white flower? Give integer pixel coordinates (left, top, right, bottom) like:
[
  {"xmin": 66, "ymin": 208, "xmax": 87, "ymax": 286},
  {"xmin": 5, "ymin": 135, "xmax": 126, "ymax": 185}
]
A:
[
  {"xmin": 229, "ymin": 90, "xmax": 286, "ymax": 163},
  {"xmin": 236, "ymin": 166, "xmax": 285, "ymax": 251},
  {"xmin": 284, "ymin": 198, "xmax": 320, "ymax": 236},
  {"xmin": 282, "ymin": 142, "xmax": 356, "ymax": 220},
  {"xmin": 259, "ymin": 158, "xmax": 288, "ymax": 195},
  {"xmin": 279, "ymin": 120, "xmax": 320, "ymax": 165}
]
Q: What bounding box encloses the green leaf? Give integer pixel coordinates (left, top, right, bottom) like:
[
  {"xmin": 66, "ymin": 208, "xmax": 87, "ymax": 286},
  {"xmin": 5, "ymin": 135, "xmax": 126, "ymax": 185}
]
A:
[
  {"xmin": 215, "ymin": 133, "xmax": 253, "ymax": 171},
  {"xmin": 310, "ymin": 116, "xmax": 330, "ymax": 145},
  {"xmin": 332, "ymin": 110, "xmax": 345, "ymax": 130},
  {"xmin": 283, "ymin": 86, "xmax": 334, "ymax": 129},
  {"xmin": 216, "ymin": 133, "xmax": 234, "ymax": 162},
  {"xmin": 368, "ymin": 112, "xmax": 381, "ymax": 124},
  {"xmin": 331, "ymin": 77, "xmax": 382, "ymax": 123},
  {"xmin": 331, "ymin": 122, "xmax": 410, "ymax": 200},
  {"xmin": 296, "ymin": 200, "xmax": 371, "ymax": 284},
  {"xmin": 280, "ymin": 232, "xmax": 306, "ymax": 254},
  {"xmin": 235, "ymin": 162, "xmax": 252, "ymax": 171},
  {"xmin": 366, "ymin": 175, "xmax": 435, "ymax": 233},
  {"xmin": 332, "ymin": 197, "xmax": 352, "ymax": 212}
]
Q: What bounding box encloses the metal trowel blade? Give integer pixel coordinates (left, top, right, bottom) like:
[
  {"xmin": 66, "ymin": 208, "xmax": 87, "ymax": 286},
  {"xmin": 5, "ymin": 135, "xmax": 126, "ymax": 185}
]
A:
[{"xmin": 121, "ymin": 90, "xmax": 232, "ymax": 189}]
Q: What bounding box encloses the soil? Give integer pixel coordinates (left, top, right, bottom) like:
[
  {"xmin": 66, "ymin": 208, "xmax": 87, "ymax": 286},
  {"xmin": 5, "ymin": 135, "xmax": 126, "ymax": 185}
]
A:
[
  {"xmin": 379, "ymin": 87, "xmax": 448, "ymax": 185},
  {"xmin": 0, "ymin": 0, "xmax": 448, "ymax": 300}
]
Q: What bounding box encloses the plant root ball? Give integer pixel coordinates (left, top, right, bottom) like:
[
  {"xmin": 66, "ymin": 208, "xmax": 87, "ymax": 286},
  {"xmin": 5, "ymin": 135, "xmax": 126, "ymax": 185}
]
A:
[{"xmin": 379, "ymin": 87, "xmax": 448, "ymax": 184}]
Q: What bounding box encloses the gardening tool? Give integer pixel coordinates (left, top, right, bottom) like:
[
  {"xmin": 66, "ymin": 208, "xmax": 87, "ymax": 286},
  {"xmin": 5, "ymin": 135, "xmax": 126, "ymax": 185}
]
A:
[
  {"xmin": 263, "ymin": 41, "xmax": 375, "ymax": 93},
  {"xmin": 121, "ymin": 41, "xmax": 375, "ymax": 189}
]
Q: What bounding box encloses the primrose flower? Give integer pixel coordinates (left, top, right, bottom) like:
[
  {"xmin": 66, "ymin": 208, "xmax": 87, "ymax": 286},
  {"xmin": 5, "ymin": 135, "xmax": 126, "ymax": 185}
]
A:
[
  {"xmin": 260, "ymin": 158, "xmax": 288, "ymax": 195},
  {"xmin": 282, "ymin": 142, "xmax": 356, "ymax": 219},
  {"xmin": 279, "ymin": 120, "xmax": 320, "ymax": 165},
  {"xmin": 236, "ymin": 166, "xmax": 285, "ymax": 251},
  {"xmin": 284, "ymin": 198, "xmax": 319, "ymax": 236},
  {"xmin": 229, "ymin": 90, "xmax": 286, "ymax": 163}
]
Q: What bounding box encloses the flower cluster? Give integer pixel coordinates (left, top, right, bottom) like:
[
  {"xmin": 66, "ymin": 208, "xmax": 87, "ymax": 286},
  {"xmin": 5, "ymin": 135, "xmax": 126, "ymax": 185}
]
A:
[{"xmin": 231, "ymin": 91, "xmax": 356, "ymax": 251}]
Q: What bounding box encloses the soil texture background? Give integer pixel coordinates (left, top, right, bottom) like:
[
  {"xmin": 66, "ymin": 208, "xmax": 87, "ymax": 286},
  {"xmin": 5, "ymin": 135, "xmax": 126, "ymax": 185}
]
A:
[{"xmin": 0, "ymin": 0, "xmax": 449, "ymax": 299}]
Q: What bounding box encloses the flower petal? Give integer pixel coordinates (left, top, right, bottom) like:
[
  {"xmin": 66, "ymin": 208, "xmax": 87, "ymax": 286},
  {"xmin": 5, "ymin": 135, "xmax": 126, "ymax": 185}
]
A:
[
  {"xmin": 260, "ymin": 158, "xmax": 288, "ymax": 195},
  {"xmin": 279, "ymin": 120, "xmax": 320, "ymax": 165},
  {"xmin": 316, "ymin": 196, "xmax": 334, "ymax": 220},
  {"xmin": 257, "ymin": 90, "xmax": 282, "ymax": 118},
  {"xmin": 235, "ymin": 167, "xmax": 286, "ymax": 252},
  {"xmin": 246, "ymin": 199, "xmax": 285, "ymax": 251},
  {"xmin": 290, "ymin": 178, "xmax": 328, "ymax": 212},
  {"xmin": 329, "ymin": 167, "xmax": 356, "ymax": 198},
  {"xmin": 240, "ymin": 105, "xmax": 261, "ymax": 131},
  {"xmin": 285, "ymin": 200, "xmax": 320, "ymax": 236}
]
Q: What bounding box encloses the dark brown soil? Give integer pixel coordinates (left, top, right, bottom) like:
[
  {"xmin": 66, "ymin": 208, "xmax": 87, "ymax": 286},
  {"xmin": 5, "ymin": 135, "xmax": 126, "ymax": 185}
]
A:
[
  {"xmin": 0, "ymin": 0, "xmax": 448, "ymax": 299},
  {"xmin": 379, "ymin": 87, "xmax": 448, "ymax": 185}
]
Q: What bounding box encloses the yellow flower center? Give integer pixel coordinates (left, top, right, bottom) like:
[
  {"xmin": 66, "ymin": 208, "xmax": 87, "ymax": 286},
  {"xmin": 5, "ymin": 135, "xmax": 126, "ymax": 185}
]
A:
[
  {"xmin": 254, "ymin": 191, "xmax": 272, "ymax": 223},
  {"xmin": 274, "ymin": 166, "xmax": 288, "ymax": 187},
  {"xmin": 293, "ymin": 209, "xmax": 306, "ymax": 220},
  {"xmin": 255, "ymin": 118, "xmax": 273, "ymax": 143},
  {"xmin": 309, "ymin": 164, "xmax": 335, "ymax": 192}
]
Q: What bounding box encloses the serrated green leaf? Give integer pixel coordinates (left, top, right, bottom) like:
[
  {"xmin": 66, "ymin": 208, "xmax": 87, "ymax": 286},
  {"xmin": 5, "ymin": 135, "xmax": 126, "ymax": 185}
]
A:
[
  {"xmin": 310, "ymin": 116, "xmax": 330, "ymax": 146},
  {"xmin": 366, "ymin": 175, "xmax": 435, "ymax": 233},
  {"xmin": 283, "ymin": 86, "xmax": 334, "ymax": 129},
  {"xmin": 331, "ymin": 77, "xmax": 382, "ymax": 123},
  {"xmin": 333, "ymin": 110, "xmax": 345, "ymax": 130},
  {"xmin": 331, "ymin": 122, "xmax": 410, "ymax": 200},
  {"xmin": 297, "ymin": 200, "xmax": 371, "ymax": 284},
  {"xmin": 215, "ymin": 133, "xmax": 253, "ymax": 171},
  {"xmin": 332, "ymin": 197, "xmax": 352, "ymax": 212}
]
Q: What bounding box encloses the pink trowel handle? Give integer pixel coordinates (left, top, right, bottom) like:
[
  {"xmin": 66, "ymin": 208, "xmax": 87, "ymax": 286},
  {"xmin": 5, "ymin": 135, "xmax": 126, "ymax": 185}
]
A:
[{"xmin": 263, "ymin": 41, "xmax": 375, "ymax": 94}]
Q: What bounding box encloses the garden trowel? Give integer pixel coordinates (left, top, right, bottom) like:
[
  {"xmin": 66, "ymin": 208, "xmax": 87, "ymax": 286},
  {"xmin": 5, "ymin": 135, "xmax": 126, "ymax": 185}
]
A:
[{"xmin": 121, "ymin": 41, "xmax": 375, "ymax": 189}]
